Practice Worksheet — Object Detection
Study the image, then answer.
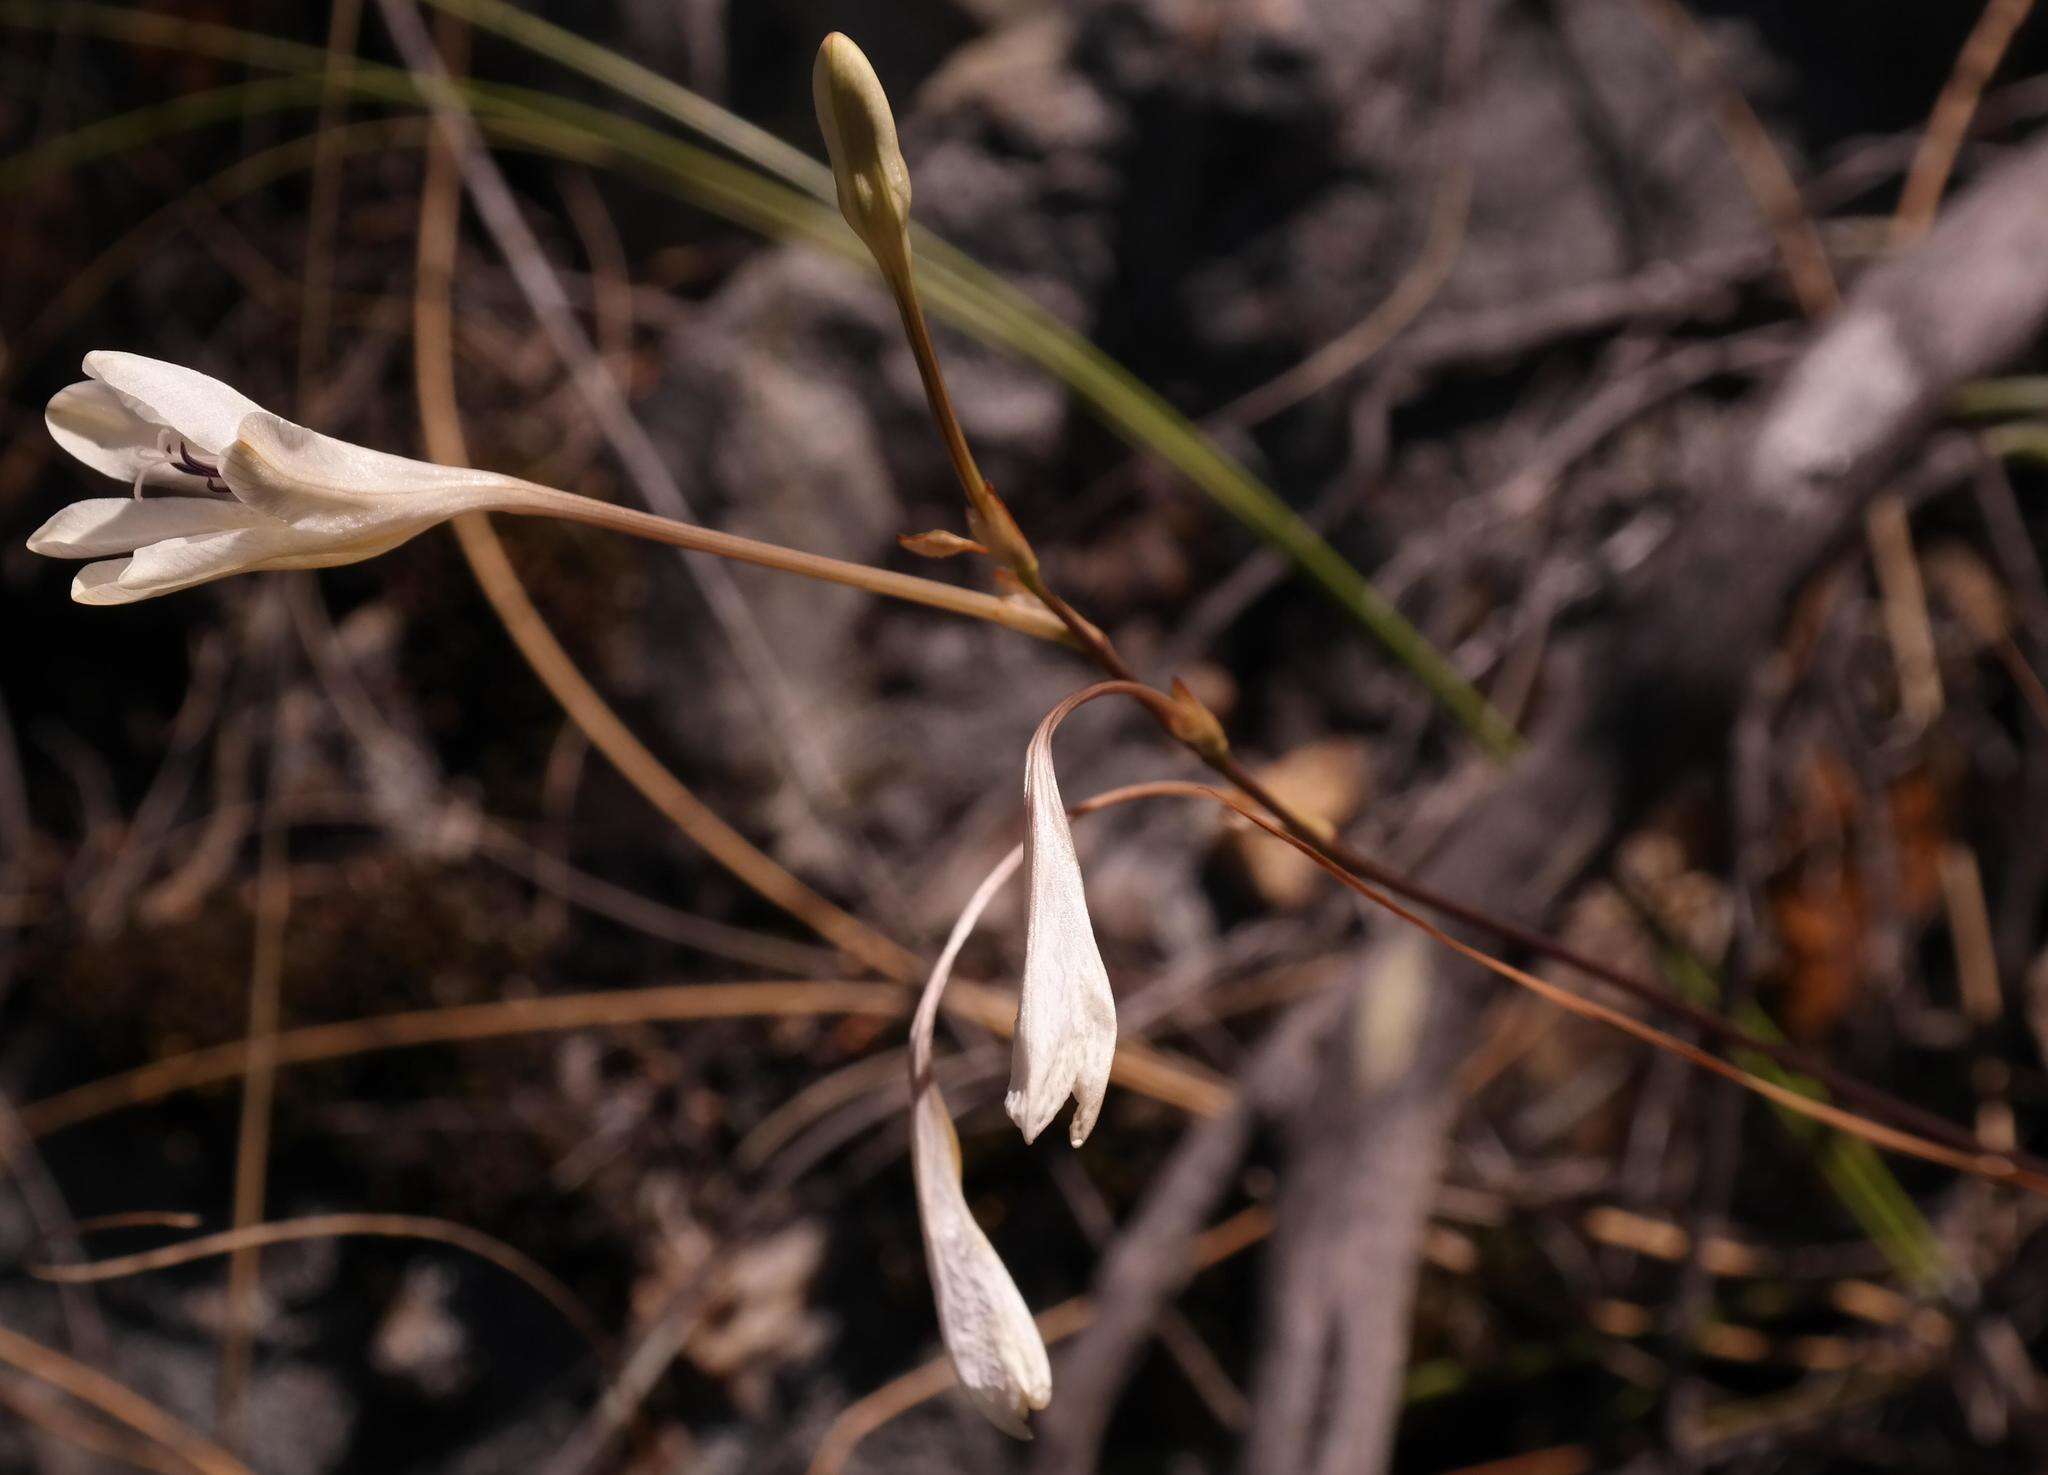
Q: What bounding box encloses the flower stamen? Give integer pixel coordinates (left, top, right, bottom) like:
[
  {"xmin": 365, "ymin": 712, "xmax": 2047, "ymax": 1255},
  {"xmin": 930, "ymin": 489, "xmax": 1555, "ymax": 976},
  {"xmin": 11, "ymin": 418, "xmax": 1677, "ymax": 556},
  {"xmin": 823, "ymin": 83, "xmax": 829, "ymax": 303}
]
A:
[
  {"xmin": 170, "ymin": 441, "xmax": 222, "ymax": 482},
  {"xmin": 130, "ymin": 429, "xmax": 229, "ymax": 498}
]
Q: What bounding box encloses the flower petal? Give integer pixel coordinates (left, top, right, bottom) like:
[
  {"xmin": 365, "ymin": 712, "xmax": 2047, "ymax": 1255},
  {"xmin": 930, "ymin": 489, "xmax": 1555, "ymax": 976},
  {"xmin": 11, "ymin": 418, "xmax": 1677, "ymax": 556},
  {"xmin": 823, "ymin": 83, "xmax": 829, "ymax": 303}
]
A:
[
  {"xmin": 911, "ymin": 1087, "xmax": 1053, "ymax": 1437},
  {"xmin": 45, "ymin": 381, "xmax": 176, "ymax": 488},
  {"xmin": 106, "ymin": 526, "xmax": 299, "ymax": 601},
  {"xmin": 1005, "ymin": 718, "xmax": 1117, "ymax": 1147},
  {"xmin": 27, "ymin": 497, "xmax": 272, "ymax": 558},
  {"xmin": 83, "ymin": 351, "xmax": 264, "ymax": 457},
  {"xmin": 70, "ymin": 557, "xmax": 140, "ymax": 605},
  {"xmin": 224, "ymin": 412, "xmax": 542, "ymax": 533}
]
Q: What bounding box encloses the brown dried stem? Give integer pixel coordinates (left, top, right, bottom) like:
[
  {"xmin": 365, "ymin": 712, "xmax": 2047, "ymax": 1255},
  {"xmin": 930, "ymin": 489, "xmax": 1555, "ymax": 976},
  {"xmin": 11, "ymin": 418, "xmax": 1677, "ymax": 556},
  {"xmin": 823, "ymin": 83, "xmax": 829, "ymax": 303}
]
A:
[
  {"xmin": 32, "ymin": 1213, "xmax": 605, "ymax": 1356},
  {"xmin": 0, "ymin": 1322, "xmax": 258, "ymax": 1475},
  {"xmin": 1894, "ymin": 0, "xmax": 2041, "ymax": 242}
]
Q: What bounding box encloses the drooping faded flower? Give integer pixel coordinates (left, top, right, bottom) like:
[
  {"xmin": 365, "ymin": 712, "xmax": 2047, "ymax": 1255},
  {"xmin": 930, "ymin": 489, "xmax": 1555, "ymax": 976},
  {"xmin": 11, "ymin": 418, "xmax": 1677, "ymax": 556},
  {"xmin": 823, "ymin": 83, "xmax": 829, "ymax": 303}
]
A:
[
  {"xmin": 909, "ymin": 847, "xmax": 1053, "ymax": 1436},
  {"xmin": 32, "ymin": 352, "xmax": 548, "ymax": 604},
  {"xmin": 1005, "ymin": 706, "xmax": 1117, "ymax": 1147},
  {"xmin": 911, "ymin": 1086, "xmax": 1053, "ymax": 1435}
]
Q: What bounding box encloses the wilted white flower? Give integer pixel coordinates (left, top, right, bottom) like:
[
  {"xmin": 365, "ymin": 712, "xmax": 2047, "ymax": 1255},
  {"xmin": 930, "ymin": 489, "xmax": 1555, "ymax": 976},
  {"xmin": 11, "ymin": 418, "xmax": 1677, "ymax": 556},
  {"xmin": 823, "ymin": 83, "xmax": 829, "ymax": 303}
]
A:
[
  {"xmin": 1005, "ymin": 707, "xmax": 1117, "ymax": 1148},
  {"xmin": 909, "ymin": 847, "xmax": 1052, "ymax": 1437},
  {"xmin": 31, "ymin": 352, "xmax": 547, "ymax": 604},
  {"xmin": 911, "ymin": 1087, "xmax": 1053, "ymax": 1436}
]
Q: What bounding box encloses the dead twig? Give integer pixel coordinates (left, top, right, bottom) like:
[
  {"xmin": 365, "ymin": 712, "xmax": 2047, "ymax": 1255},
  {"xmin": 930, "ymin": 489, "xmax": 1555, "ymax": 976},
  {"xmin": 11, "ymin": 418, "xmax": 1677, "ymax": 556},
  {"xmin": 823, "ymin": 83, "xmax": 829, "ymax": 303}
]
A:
[
  {"xmin": 0, "ymin": 1373, "xmax": 192, "ymax": 1475},
  {"xmin": 0, "ymin": 1322, "xmax": 258, "ymax": 1475},
  {"xmin": 1894, "ymin": 0, "xmax": 2041, "ymax": 243},
  {"xmin": 30, "ymin": 1212, "xmax": 606, "ymax": 1357},
  {"xmin": 1632, "ymin": 0, "xmax": 1838, "ymax": 315},
  {"xmin": 13, "ymin": 978, "xmax": 1227, "ymax": 1142},
  {"xmin": 215, "ymin": 618, "xmax": 293, "ymax": 1446},
  {"xmin": 1215, "ymin": 0, "xmax": 1481, "ymax": 427}
]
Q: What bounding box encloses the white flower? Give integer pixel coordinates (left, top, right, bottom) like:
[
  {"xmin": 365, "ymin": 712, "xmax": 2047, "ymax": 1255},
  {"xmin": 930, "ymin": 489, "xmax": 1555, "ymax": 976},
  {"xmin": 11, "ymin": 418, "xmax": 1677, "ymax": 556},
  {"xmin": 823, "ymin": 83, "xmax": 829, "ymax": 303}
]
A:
[
  {"xmin": 909, "ymin": 845, "xmax": 1052, "ymax": 1437},
  {"xmin": 1005, "ymin": 711, "xmax": 1117, "ymax": 1147},
  {"xmin": 31, "ymin": 352, "xmax": 545, "ymax": 604}
]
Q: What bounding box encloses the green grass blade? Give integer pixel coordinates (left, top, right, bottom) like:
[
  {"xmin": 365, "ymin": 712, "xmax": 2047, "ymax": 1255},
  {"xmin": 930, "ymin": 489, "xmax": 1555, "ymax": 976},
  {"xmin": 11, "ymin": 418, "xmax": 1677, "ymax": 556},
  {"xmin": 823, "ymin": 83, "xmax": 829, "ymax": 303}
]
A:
[
  {"xmin": 1952, "ymin": 376, "xmax": 2048, "ymax": 419},
  {"xmin": 1655, "ymin": 945, "xmax": 1945, "ymax": 1292},
  {"xmin": 1986, "ymin": 423, "xmax": 2048, "ymax": 465}
]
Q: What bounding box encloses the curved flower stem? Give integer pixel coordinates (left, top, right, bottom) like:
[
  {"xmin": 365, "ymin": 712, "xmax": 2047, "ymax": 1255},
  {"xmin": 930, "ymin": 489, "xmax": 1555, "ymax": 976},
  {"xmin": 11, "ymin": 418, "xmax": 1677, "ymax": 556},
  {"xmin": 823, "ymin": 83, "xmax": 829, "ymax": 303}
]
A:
[
  {"xmin": 1082, "ymin": 779, "xmax": 2048, "ymax": 1198},
  {"xmin": 1056, "ymin": 681, "xmax": 2048, "ymax": 1180},
  {"xmin": 909, "ymin": 847, "xmax": 1022, "ymax": 1088},
  {"xmin": 501, "ymin": 484, "xmax": 1073, "ymax": 646}
]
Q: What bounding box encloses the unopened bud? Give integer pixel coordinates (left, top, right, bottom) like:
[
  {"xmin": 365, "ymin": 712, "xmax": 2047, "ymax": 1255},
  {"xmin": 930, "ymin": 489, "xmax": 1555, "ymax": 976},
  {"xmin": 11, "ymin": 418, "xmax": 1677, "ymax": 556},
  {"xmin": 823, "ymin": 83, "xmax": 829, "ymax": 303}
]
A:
[
  {"xmin": 813, "ymin": 33, "xmax": 914, "ymax": 289},
  {"xmin": 899, "ymin": 529, "xmax": 988, "ymax": 559},
  {"xmin": 1167, "ymin": 677, "xmax": 1230, "ymax": 760}
]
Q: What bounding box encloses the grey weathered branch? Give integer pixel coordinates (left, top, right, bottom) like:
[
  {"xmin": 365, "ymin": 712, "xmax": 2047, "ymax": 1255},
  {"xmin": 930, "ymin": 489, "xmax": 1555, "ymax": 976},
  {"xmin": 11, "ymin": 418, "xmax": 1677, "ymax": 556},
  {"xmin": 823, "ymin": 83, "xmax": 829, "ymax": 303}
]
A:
[
  {"xmin": 1035, "ymin": 127, "xmax": 2048, "ymax": 1475},
  {"xmin": 1242, "ymin": 128, "xmax": 2048, "ymax": 1475}
]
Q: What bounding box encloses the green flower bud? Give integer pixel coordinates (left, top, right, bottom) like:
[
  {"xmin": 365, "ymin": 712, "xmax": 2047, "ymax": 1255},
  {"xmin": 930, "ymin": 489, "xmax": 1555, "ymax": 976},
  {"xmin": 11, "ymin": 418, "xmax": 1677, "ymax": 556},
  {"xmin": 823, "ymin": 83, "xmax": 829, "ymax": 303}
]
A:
[{"xmin": 812, "ymin": 33, "xmax": 914, "ymax": 289}]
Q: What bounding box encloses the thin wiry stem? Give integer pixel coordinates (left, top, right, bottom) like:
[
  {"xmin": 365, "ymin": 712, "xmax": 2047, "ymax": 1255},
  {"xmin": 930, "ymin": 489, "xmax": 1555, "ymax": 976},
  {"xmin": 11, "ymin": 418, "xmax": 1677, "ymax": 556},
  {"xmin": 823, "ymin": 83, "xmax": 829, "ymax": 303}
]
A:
[
  {"xmin": 1633, "ymin": 0, "xmax": 1838, "ymax": 316},
  {"xmin": 32, "ymin": 1213, "xmax": 604, "ymax": 1356},
  {"xmin": 0, "ymin": 1320, "xmax": 258, "ymax": 1475},
  {"xmin": 1894, "ymin": 0, "xmax": 2039, "ymax": 242},
  {"xmin": 1097, "ymin": 777, "xmax": 2048, "ymax": 1195},
  {"xmin": 406, "ymin": 117, "xmax": 1231, "ymax": 1134},
  {"xmin": 215, "ymin": 643, "xmax": 293, "ymax": 1447},
  {"xmin": 505, "ymin": 486, "xmax": 1071, "ymax": 644},
  {"xmin": 1059, "ymin": 682, "xmax": 2048, "ymax": 1180}
]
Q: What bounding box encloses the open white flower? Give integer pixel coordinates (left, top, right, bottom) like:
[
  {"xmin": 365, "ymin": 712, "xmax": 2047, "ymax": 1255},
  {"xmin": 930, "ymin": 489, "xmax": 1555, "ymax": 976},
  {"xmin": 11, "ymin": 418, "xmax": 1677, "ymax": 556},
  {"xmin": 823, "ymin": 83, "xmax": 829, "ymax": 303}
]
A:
[
  {"xmin": 31, "ymin": 352, "xmax": 547, "ymax": 604},
  {"xmin": 910, "ymin": 847, "xmax": 1053, "ymax": 1437},
  {"xmin": 1005, "ymin": 706, "xmax": 1117, "ymax": 1147}
]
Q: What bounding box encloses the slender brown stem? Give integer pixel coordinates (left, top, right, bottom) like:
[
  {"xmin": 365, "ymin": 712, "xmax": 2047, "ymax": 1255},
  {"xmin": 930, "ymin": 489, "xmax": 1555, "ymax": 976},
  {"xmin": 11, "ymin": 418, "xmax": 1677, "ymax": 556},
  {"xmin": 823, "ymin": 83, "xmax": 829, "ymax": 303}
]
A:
[
  {"xmin": 1009, "ymin": 599, "xmax": 2037, "ymax": 1177},
  {"xmin": 1222, "ymin": 749, "xmax": 2040, "ymax": 1171},
  {"xmin": 1634, "ymin": 0, "xmax": 1838, "ymax": 317},
  {"xmin": 15, "ymin": 980, "xmax": 1228, "ymax": 1141},
  {"xmin": 1124, "ymin": 780, "xmax": 2048, "ymax": 1195},
  {"xmin": 892, "ymin": 288, "xmax": 990, "ymax": 510},
  {"xmin": 504, "ymin": 485, "xmax": 1071, "ymax": 644},
  {"xmin": 216, "ymin": 649, "xmax": 293, "ymax": 1447},
  {"xmin": 0, "ymin": 1321, "xmax": 258, "ymax": 1475},
  {"xmin": 1059, "ymin": 675, "xmax": 2043, "ymax": 1173},
  {"xmin": 1894, "ymin": 0, "xmax": 2039, "ymax": 243},
  {"xmin": 32, "ymin": 1213, "xmax": 605, "ymax": 1356},
  {"xmin": 404, "ymin": 123, "xmax": 1228, "ymax": 1125}
]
